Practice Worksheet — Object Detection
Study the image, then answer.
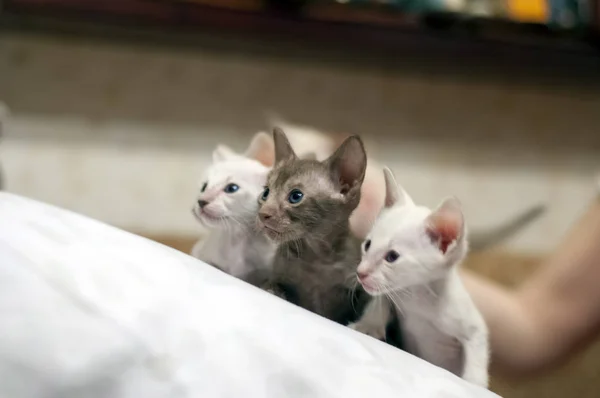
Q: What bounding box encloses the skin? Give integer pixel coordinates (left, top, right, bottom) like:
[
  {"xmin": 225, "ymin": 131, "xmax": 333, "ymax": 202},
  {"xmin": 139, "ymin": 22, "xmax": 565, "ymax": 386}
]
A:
[{"xmin": 461, "ymin": 194, "xmax": 600, "ymax": 378}]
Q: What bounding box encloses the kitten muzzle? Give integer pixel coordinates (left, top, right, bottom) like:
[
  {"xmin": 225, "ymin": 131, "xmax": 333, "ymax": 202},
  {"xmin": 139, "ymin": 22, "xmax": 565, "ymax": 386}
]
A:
[
  {"xmin": 258, "ymin": 211, "xmax": 283, "ymax": 231},
  {"xmin": 359, "ymin": 278, "xmax": 377, "ymax": 295},
  {"xmin": 192, "ymin": 206, "xmax": 224, "ymax": 227}
]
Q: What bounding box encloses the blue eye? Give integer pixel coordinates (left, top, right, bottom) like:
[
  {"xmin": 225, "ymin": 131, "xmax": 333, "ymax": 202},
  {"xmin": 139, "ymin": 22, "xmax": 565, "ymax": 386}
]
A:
[
  {"xmin": 224, "ymin": 183, "xmax": 239, "ymax": 193},
  {"xmin": 201, "ymin": 182, "xmax": 208, "ymax": 192},
  {"xmin": 364, "ymin": 239, "xmax": 371, "ymax": 252},
  {"xmin": 288, "ymin": 189, "xmax": 304, "ymax": 204},
  {"xmin": 261, "ymin": 187, "xmax": 270, "ymax": 201},
  {"xmin": 385, "ymin": 251, "xmax": 400, "ymax": 263}
]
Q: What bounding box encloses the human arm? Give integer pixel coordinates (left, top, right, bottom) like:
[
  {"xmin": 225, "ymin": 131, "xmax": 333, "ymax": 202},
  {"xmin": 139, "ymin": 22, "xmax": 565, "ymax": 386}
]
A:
[{"xmin": 462, "ymin": 195, "xmax": 600, "ymax": 377}]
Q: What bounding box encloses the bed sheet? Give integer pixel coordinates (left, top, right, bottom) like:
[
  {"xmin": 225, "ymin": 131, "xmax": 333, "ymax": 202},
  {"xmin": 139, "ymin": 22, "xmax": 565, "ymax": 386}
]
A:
[{"xmin": 0, "ymin": 192, "xmax": 499, "ymax": 398}]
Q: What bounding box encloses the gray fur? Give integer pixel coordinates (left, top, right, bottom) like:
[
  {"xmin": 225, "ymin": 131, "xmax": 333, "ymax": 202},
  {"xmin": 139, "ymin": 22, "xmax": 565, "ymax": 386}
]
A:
[{"xmin": 257, "ymin": 128, "xmax": 369, "ymax": 325}]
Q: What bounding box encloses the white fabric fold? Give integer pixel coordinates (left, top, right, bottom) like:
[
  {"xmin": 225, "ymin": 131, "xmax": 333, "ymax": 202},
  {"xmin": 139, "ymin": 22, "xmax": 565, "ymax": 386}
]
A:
[{"xmin": 0, "ymin": 192, "xmax": 499, "ymax": 398}]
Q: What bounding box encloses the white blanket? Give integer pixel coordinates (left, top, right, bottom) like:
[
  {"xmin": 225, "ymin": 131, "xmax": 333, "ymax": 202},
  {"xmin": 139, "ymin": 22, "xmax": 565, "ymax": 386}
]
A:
[{"xmin": 0, "ymin": 193, "xmax": 499, "ymax": 398}]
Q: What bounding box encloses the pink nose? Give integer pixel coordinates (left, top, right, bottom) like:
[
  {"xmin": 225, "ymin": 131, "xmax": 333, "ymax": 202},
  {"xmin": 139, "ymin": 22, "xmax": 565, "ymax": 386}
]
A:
[
  {"xmin": 259, "ymin": 211, "xmax": 272, "ymax": 222},
  {"xmin": 356, "ymin": 270, "xmax": 369, "ymax": 281}
]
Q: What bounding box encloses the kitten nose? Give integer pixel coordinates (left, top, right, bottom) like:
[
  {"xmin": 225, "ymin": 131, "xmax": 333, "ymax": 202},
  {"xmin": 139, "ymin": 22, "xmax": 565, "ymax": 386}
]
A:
[
  {"xmin": 356, "ymin": 270, "xmax": 369, "ymax": 281},
  {"xmin": 259, "ymin": 211, "xmax": 272, "ymax": 222},
  {"xmin": 197, "ymin": 199, "xmax": 209, "ymax": 208}
]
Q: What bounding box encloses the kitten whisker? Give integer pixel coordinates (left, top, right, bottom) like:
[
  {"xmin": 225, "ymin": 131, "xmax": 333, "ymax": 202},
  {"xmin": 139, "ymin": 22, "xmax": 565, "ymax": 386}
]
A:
[
  {"xmin": 399, "ymin": 288, "xmax": 414, "ymax": 301},
  {"xmin": 348, "ymin": 278, "xmax": 360, "ymax": 316},
  {"xmin": 385, "ymin": 290, "xmax": 406, "ymax": 318},
  {"xmin": 424, "ymin": 284, "xmax": 439, "ymax": 300},
  {"xmin": 231, "ymin": 215, "xmax": 250, "ymax": 232},
  {"xmin": 293, "ymin": 238, "xmax": 302, "ymax": 258}
]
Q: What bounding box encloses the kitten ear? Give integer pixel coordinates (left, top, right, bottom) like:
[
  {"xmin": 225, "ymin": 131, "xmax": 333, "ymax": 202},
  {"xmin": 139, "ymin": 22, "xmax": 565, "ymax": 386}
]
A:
[
  {"xmin": 245, "ymin": 132, "xmax": 275, "ymax": 167},
  {"xmin": 326, "ymin": 135, "xmax": 367, "ymax": 195},
  {"xmin": 425, "ymin": 197, "xmax": 464, "ymax": 255},
  {"xmin": 212, "ymin": 145, "xmax": 236, "ymax": 163},
  {"xmin": 273, "ymin": 127, "xmax": 297, "ymax": 164},
  {"xmin": 383, "ymin": 167, "xmax": 414, "ymax": 208}
]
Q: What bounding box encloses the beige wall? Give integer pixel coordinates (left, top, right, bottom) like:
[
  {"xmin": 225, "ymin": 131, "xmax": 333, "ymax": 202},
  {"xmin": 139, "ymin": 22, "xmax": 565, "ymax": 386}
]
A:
[{"xmin": 2, "ymin": 33, "xmax": 600, "ymax": 254}]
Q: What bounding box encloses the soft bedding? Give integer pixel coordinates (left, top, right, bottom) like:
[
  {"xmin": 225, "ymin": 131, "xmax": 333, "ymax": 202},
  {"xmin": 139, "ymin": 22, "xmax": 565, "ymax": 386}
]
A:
[{"xmin": 0, "ymin": 192, "xmax": 499, "ymax": 398}]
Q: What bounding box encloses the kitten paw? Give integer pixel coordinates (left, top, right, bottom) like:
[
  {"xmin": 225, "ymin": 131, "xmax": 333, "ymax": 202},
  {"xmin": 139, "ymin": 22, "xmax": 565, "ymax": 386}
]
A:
[{"xmin": 348, "ymin": 321, "xmax": 386, "ymax": 341}]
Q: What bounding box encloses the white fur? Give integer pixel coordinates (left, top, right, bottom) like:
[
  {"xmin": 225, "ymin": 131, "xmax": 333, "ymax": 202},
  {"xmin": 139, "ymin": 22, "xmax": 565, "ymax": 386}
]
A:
[
  {"xmin": 265, "ymin": 114, "xmax": 336, "ymax": 161},
  {"xmin": 191, "ymin": 140, "xmax": 274, "ymax": 285},
  {"xmin": 191, "ymin": 126, "xmax": 340, "ymax": 284},
  {"xmin": 350, "ymin": 167, "xmax": 489, "ymax": 387}
]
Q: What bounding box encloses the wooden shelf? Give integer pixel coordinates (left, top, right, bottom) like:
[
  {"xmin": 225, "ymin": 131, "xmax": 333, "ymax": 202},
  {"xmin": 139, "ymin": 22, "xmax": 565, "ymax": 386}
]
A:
[{"xmin": 2, "ymin": 0, "xmax": 598, "ymax": 58}]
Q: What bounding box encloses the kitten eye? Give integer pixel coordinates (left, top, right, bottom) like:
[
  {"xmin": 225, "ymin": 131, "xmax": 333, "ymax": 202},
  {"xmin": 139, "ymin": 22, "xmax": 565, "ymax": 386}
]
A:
[
  {"xmin": 201, "ymin": 182, "xmax": 208, "ymax": 192},
  {"xmin": 288, "ymin": 189, "xmax": 304, "ymax": 204},
  {"xmin": 384, "ymin": 250, "xmax": 400, "ymax": 263},
  {"xmin": 364, "ymin": 239, "xmax": 371, "ymax": 252},
  {"xmin": 261, "ymin": 187, "xmax": 270, "ymax": 201},
  {"xmin": 224, "ymin": 183, "xmax": 239, "ymax": 194}
]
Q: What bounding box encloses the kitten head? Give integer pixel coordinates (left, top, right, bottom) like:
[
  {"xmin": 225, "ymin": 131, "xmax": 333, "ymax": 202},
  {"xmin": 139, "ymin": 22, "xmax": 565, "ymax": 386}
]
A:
[
  {"xmin": 193, "ymin": 132, "xmax": 273, "ymax": 229},
  {"xmin": 257, "ymin": 127, "xmax": 367, "ymax": 243},
  {"xmin": 356, "ymin": 168, "xmax": 468, "ymax": 295}
]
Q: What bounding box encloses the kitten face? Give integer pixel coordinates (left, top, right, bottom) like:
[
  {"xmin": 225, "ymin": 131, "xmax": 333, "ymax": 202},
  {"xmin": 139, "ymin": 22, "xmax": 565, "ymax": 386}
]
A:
[
  {"xmin": 358, "ymin": 206, "xmax": 445, "ymax": 294},
  {"xmin": 356, "ymin": 168, "xmax": 467, "ymax": 295},
  {"xmin": 257, "ymin": 128, "xmax": 366, "ymax": 243},
  {"xmin": 193, "ymin": 140, "xmax": 271, "ymax": 229},
  {"xmin": 257, "ymin": 160, "xmax": 344, "ymax": 241}
]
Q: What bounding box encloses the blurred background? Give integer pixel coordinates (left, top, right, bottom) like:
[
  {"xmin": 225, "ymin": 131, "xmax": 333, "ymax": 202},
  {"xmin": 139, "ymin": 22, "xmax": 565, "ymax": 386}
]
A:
[{"xmin": 1, "ymin": 0, "xmax": 600, "ymax": 396}]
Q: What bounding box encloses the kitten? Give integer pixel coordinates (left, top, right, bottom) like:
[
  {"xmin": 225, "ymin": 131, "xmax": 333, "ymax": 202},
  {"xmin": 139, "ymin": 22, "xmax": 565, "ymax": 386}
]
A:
[
  {"xmin": 262, "ymin": 116, "xmax": 545, "ymax": 246},
  {"xmin": 350, "ymin": 167, "xmax": 489, "ymax": 387},
  {"xmin": 262, "ymin": 117, "xmax": 386, "ymax": 240},
  {"xmin": 191, "ymin": 133, "xmax": 318, "ymax": 285},
  {"xmin": 191, "ymin": 133, "xmax": 276, "ymax": 286},
  {"xmin": 256, "ymin": 128, "xmax": 369, "ymax": 325}
]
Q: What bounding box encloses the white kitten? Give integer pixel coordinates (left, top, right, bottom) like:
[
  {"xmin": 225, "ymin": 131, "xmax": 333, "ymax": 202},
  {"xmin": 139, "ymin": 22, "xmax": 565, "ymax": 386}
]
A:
[
  {"xmin": 350, "ymin": 167, "xmax": 489, "ymax": 387},
  {"xmin": 191, "ymin": 133, "xmax": 275, "ymax": 286}
]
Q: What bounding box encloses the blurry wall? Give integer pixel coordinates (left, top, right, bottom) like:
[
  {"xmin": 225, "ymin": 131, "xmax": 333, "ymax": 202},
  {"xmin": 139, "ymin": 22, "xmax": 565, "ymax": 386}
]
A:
[{"xmin": 1, "ymin": 32, "xmax": 600, "ymax": 255}]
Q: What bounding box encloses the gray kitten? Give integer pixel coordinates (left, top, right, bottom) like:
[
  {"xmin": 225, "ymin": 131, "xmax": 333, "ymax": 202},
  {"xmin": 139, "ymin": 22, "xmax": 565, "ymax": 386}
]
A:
[{"xmin": 257, "ymin": 128, "xmax": 369, "ymax": 325}]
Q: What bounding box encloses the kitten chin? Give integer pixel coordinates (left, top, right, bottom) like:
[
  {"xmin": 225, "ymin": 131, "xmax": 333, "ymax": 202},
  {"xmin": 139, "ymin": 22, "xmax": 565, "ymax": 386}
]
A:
[
  {"xmin": 260, "ymin": 225, "xmax": 284, "ymax": 241},
  {"xmin": 192, "ymin": 206, "xmax": 225, "ymax": 228},
  {"xmin": 261, "ymin": 227, "xmax": 305, "ymax": 245}
]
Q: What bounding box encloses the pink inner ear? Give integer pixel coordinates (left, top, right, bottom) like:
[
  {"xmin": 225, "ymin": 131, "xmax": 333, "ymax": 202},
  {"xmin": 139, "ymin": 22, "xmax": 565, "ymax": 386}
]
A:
[
  {"xmin": 426, "ymin": 212, "xmax": 462, "ymax": 254},
  {"xmin": 254, "ymin": 148, "xmax": 274, "ymax": 167},
  {"xmin": 246, "ymin": 134, "xmax": 275, "ymax": 167}
]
